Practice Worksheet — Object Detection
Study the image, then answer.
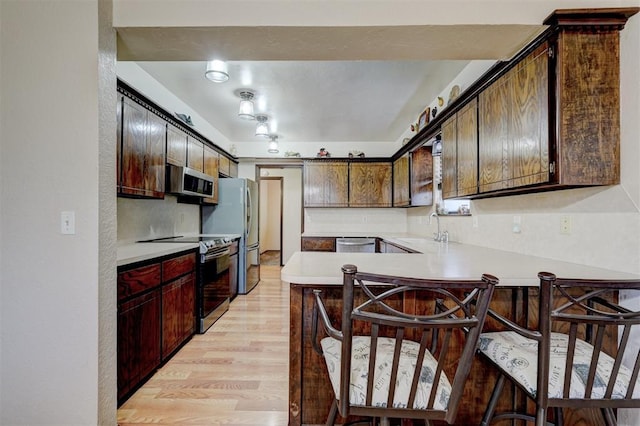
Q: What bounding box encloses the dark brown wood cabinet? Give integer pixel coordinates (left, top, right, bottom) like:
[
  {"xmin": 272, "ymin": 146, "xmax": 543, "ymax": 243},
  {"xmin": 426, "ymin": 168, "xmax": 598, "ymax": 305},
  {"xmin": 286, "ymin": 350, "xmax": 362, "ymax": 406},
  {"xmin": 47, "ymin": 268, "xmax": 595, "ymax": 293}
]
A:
[
  {"xmin": 218, "ymin": 155, "xmax": 231, "ymax": 177},
  {"xmin": 348, "ymin": 162, "xmax": 392, "ymax": 207},
  {"xmin": 187, "ymin": 137, "xmax": 204, "ymax": 172},
  {"xmin": 117, "ymin": 250, "xmax": 197, "ymax": 405},
  {"xmin": 392, "ymin": 154, "xmax": 410, "ymax": 207},
  {"xmin": 203, "ymin": 145, "xmax": 219, "ymax": 204},
  {"xmin": 441, "ymin": 99, "xmax": 477, "ymax": 199},
  {"xmin": 161, "ymin": 253, "xmax": 196, "ymax": 359},
  {"xmin": 301, "ymin": 237, "xmax": 336, "ymax": 252},
  {"xmin": 166, "ymin": 124, "xmax": 187, "ymax": 167},
  {"xmin": 410, "ymin": 146, "xmax": 433, "ymax": 206},
  {"xmin": 479, "ymin": 43, "xmax": 549, "ymax": 193},
  {"xmin": 303, "ymin": 161, "xmax": 349, "ymax": 207},
  {"xmin": 120, "ymin": 97, "xmax": 166, "ymax": 198}
]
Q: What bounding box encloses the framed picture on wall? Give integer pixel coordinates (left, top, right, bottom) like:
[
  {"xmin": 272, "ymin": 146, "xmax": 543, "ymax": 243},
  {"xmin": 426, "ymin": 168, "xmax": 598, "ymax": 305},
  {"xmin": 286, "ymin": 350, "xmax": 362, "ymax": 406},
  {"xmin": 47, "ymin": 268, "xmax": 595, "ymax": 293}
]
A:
[{"xmin": 417, "ymin": 107, "xmax": 430, "ymax": 131}]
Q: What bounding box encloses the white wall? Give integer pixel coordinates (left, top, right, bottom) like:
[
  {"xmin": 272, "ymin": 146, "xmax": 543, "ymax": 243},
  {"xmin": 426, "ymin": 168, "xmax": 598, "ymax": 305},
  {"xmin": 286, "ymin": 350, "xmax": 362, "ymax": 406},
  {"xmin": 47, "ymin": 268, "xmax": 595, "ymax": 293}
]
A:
[
  {"xmin": 304, "ymin": 208, "xmax": 408, "ymax": 235},
  {"xmin": 259, "ymin": 179, "xmax": 281, "ymax": 252},
  {"xmin": 1, "ymin": 1, "xmax": 104, "ymax": 424}
]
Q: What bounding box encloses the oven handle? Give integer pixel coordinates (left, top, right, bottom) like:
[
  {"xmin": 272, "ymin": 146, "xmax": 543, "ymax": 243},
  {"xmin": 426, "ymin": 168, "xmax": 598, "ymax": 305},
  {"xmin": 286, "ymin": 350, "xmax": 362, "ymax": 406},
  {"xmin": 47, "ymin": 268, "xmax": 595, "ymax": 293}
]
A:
[{"xmin": 202, "ymin": 248, "xmax": 231, "ymax": 262}]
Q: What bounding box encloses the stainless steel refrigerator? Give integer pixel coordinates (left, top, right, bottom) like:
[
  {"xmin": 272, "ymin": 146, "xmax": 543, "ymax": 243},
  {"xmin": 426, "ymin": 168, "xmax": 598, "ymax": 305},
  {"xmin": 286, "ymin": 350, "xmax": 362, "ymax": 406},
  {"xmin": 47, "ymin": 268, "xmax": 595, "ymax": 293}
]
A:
[{"xmin": 201, "ymin": 178, "xmax": 260, "ymax": 294}]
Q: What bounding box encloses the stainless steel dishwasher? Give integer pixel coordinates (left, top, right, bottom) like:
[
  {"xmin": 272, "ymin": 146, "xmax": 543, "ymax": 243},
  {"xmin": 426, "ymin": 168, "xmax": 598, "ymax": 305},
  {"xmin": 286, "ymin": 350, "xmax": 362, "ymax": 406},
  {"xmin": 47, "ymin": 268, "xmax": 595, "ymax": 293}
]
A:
[{"xmin": 336, "ymin": 237, "xmax": 376, "ymax": 253}]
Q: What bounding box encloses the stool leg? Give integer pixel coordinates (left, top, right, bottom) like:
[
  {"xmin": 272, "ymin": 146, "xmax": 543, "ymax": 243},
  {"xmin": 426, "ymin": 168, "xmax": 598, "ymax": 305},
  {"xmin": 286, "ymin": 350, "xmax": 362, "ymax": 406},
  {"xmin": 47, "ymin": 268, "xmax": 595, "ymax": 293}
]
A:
[
  {"xmin": 326, "ymin": 400, "xmax": 338, "ymax": 426},
  {"xmin": 481, "ymin": 373, "xmax": 506, "ymax": 426}
]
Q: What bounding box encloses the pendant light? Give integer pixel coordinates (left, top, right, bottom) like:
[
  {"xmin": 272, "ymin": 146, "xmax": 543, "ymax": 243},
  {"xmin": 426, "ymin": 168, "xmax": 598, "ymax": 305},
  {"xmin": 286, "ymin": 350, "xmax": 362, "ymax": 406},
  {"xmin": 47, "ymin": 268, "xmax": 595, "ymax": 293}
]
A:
[
  {"xmin": 204, "ymin": 60, "xmax": 229, "ymax": 83},
  {"xmin": 237, "ymin": 90, "xmax": 255, "ymax": 120},
  {"xmin": 255, "ymin": 114, "xmax": 269, "ymax": 137},
  {"xmin": 268, "ymin": 135, "xmax": 279, "ymax": 153}
]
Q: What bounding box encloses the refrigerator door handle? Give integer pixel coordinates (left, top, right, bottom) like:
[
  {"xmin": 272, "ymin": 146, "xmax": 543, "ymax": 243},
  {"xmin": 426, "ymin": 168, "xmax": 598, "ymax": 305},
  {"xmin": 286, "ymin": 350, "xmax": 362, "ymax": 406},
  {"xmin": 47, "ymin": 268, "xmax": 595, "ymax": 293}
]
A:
[{"xmin": 246, "ymin": 186, "xmax": 252, "ymax": 239}]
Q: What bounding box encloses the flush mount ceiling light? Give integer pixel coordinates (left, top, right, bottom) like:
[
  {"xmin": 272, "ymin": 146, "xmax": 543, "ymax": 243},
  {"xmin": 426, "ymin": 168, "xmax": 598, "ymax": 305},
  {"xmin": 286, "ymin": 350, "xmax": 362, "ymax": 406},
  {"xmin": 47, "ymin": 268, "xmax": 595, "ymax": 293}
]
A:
[
  {"xmin": 255, "ymin": 114, "xmax": 269, "ymax": 137},
  {"xmin": 204, "ymin": 60, "xmax": 229, "ymax": 83},
  {"xmin": 268, "ymin": 135, "xmax": 279, "ymax": 154},
  {"xmin": 237, "ymin": 90, "xmax": 255, "ymax": 120}
]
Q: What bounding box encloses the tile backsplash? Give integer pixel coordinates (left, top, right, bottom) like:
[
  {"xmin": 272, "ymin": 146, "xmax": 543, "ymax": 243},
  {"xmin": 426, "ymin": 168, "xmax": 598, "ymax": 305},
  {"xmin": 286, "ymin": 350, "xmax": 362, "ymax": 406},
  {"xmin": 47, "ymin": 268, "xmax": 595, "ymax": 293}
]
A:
[{"xmin": 117, "ymin": 196, "xmax": 200, "ymax": 244}]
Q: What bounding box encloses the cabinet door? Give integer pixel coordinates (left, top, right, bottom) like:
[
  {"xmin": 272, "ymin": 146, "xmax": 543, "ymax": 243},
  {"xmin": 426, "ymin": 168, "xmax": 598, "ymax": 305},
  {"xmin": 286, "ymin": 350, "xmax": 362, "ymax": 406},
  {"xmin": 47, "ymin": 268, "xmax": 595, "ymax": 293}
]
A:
[
  {"xmin": 410, "ymin": 146, "xmax": 433, "ymax": 206},
  {"xmin": 229, "ymin": 161, "xmax": 238, "ymax": 178},
  {"xmin": 166, "ymin": 124, "xmax": 187, "ymax": 167},
  {"xmin": 456, "ymin": 99, "xmax": 478, "ymax": 196},
  {"xmin": 479, "ymin": 44, "xmax": 549, "ymax": 193},
  {"xmin": 301, "ymin": 237, "xmax": 336, "ymax": 252},
  {"xmin": 218, "ymin": 155, "xmax": 231, "ymax": 177},
  {"xmin": 349, "ymin": 162, "xmax": 392, "ymax": 207},
  {"xmin": 120, "ymin": 98, "xmax": 166, "ymax": 198},
  {"xmin": 118, "ymin": 289, "xmax": 161, "ymax": 402},
  {"xmin": 303, "ymin": 161, "xmax": 348, "ymax": 207},
  {"xmin": 393, "ymin": 154, "xmax": 410, "ymax": 207},
  {"xmin": 203, "ymin": 145, "xmax": 219, "ymax": 204},
  {"xmin": 187, "ymin": 137, "xmax": 204, "ymax": 172},
  {"xmin": 162, "ymin": 279, "xmax": 182, "ymax": 359},
  {"xmin": 180, "ymin": 272, "xmax": 196, "ymax": 339},
  {"xmin": 441, "ymin": 115, "xmax": 458, "ymax": 199},
  {"xmin": 508, "ymin": 45, "xmax": 549, "ymax": 188}
]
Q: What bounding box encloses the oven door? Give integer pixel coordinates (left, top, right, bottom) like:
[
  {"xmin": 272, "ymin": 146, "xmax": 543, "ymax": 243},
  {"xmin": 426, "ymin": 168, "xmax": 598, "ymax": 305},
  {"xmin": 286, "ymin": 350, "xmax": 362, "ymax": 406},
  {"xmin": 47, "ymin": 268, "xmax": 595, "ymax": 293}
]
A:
[{"xmin": 198, "ymin": 248, "xmax": 230, "ymax": 333}]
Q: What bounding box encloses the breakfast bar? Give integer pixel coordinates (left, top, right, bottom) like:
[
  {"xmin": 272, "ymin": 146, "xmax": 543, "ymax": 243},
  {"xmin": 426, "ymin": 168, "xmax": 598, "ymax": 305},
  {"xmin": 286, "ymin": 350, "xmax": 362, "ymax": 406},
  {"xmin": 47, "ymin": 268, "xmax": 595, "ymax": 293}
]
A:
[{"xmin": 281, "ymin": 238, "xmax": 640, "ymax": 425}]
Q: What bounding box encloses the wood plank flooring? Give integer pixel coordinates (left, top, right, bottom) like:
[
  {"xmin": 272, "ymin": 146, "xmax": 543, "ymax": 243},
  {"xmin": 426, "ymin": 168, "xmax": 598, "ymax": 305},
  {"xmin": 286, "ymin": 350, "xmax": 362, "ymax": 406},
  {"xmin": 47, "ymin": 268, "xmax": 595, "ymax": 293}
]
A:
[{"xmin": 118, "ymin": 265, "xmax": 289, "ymax": 426}]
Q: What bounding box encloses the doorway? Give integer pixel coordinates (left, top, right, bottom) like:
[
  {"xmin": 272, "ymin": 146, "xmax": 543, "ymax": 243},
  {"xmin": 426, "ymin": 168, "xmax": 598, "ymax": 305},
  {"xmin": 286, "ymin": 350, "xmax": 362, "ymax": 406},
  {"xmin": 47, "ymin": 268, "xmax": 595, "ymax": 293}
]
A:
[{"xmin": 259, "ymin": 177, "xmax": 283, "ymax": 266}]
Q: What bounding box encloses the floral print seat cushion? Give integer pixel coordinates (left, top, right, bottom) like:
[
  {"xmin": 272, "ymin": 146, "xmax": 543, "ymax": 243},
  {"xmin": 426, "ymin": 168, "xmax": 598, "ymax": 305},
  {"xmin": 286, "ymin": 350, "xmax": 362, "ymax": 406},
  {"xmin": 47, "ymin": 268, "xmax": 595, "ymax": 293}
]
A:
[
  {"xmin": 320, "ymin": 336, "xmax": 452, "ymax": 410},
  {"xmin": 479, "ymin": 331, "xmax": 640, "ymax": 399}
]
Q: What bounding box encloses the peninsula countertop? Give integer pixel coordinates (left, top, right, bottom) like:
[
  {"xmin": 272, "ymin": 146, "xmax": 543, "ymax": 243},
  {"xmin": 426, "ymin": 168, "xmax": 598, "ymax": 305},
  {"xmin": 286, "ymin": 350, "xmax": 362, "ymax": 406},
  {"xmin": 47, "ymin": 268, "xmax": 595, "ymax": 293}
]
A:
[{"xmin": 282, "ymin": 237, "xmax": 640, "ymax": 286}]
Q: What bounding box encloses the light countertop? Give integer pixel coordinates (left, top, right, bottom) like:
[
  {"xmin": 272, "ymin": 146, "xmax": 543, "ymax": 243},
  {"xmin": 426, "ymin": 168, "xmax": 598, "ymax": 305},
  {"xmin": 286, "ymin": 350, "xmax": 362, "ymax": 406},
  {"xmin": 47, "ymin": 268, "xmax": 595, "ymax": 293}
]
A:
[
  {"xmin": 282, "ymin": 237, "xmax": 640, "ymax": 287},
  {"xmin": 117, "ymin": 243, "xmax": 199, "ymax": 267}
]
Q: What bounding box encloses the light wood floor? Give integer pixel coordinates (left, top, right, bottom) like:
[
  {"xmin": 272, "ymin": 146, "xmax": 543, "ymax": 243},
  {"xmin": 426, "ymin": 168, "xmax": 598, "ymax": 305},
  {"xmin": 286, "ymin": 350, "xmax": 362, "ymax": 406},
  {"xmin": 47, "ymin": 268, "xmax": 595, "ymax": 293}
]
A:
[{"xmin": 118, "ymin": 265, "xmax": 289, "ymax": 426}]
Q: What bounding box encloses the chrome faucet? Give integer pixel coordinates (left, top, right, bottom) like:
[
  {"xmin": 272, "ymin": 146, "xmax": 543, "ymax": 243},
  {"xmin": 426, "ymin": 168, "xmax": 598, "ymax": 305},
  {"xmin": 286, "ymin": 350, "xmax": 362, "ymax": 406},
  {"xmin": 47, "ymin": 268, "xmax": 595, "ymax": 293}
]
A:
[{"xmin": 429, "ymin": 212, "xmax": 448, "ymax": 242}]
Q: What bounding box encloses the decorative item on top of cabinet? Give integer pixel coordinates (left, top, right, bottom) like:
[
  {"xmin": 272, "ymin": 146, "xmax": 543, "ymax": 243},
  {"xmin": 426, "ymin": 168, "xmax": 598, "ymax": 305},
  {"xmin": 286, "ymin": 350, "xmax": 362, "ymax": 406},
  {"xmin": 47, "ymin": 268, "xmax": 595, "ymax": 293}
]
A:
[
  {"xmin": 303, "ymin": 160, "xmax": 349, "ymax": 207},
  {"xmin": 441, "ymin": 98, "xmax": 478, "ymax": 199},
  {"xmin": 393, "ymin": 153, "xmax": 410, "ymax": 207},
  {"xmin": 301, "ymin": 236, "xmax": 336, "ymax": 252},
  {"xmin": 348, "ymin": 161, "xmax": 392, "ymax": 207},
  {"xmin": 166, "ymin": 124, "xmax": 187, "ymax": 167},
  {"xmin": 202, "ymin": 145, "xmax": 219, "ymax": 204},
  {"xmin": 187, "ymin": 137, "xmax": 204, "ymax": 172},
  {"xmin": 119, "ymin": 97, "xmax": 166, "ymax": 198},
  {"xmin": 410, "ymin": 145, "xmax": 433, "ymax": 206}
]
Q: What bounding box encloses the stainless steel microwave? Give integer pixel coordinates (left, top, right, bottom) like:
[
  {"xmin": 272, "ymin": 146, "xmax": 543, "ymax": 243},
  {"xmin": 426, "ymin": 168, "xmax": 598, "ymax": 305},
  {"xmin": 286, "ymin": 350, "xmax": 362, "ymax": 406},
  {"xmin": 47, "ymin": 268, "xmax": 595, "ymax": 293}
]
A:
[{"xmin": 167, "ymin": 165, "xmax": 215, "ymax": 198}]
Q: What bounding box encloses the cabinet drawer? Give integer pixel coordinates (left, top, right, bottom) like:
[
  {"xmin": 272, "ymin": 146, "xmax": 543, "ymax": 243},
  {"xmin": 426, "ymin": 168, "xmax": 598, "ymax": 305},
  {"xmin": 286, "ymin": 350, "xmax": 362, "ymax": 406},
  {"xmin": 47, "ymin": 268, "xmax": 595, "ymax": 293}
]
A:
[
  {"xmin": 301, "ymin": 237, "xmax": 336, "ymax": 252},
  {"xmin": 118, "ymin": 263, "xmax": 161, "ymax": 301},
  {"xmin": 162, "ymin": 252, "xmax": 196, "ymax": 282}
]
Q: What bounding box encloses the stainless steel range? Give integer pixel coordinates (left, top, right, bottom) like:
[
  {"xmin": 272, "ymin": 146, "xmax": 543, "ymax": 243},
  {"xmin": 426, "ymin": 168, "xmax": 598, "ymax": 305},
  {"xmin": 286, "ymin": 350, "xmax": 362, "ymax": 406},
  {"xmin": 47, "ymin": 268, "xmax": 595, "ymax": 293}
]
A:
[{"xmin": 140, "ymin": 235, "xmax": 235, "ymax": 333}]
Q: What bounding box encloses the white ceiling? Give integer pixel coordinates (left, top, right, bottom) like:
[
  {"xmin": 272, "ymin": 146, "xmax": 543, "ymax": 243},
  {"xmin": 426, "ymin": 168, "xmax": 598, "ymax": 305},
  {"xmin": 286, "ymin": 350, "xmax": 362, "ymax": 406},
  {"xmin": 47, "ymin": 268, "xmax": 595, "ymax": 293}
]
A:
[{"xmin": 117, "ymin": 24, "xmax": 546, "ymax": 146}]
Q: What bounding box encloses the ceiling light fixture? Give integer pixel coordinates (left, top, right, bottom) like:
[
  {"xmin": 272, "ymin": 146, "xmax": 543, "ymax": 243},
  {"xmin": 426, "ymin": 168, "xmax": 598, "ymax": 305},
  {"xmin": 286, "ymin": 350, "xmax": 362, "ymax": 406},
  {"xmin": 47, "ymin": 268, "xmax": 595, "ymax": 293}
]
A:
[
  {"xmin": 268, "ymin": 135, "xmax": 279, "ymax": 154},
  {"xmin": 237, "ymin": 90, "xmax": 255, "ymax": 120},
  {"xmin": 255, "ymin": 114, "xmax": 269, "ymax": 137},
  {"xmin": 204, "ymin": 60, "xmax": 229, "ymax": 83}
]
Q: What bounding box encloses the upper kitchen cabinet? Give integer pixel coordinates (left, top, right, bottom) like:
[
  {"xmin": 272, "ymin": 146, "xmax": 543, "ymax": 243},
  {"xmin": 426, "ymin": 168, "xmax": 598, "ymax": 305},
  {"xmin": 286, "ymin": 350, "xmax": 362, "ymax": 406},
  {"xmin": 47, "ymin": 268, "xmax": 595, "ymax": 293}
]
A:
[
  {"xmin": 410, "ymin": 145, "xmax": 433, "ymax": 206},
  {"xmin": 218, "ymin": 155, "xmax": 231, "ymax": 177},
  {"xmin": 393, "ymin": 154, "xmax": 410, "ymax": 207},
  {"xmin": 203, "ymin": 145, "xmax": 219, "ymax": 204},
  {"xmin": 479, "ymin": 43, "xmax": 549, "ymax": 193},
  {"xmin": 119, "ymin": 96, "xmax": 166, "ymax": 198},
  {"xmin": 187, "ymin": 137, "xmax": 204, "ymax": 172},
  {"xmin": 303, "ymin": 160, "xmax": 349, "ymax": 207},
  {"xmin": 166, "ymin": 124, "xmax": 187, "ymax": 167},
  {"xmin": 349, "ymin": 161, "xmax": 392, "ymax": 207},
  {"xmin": 441, "ymin": 99, "xmax": 477, "ymax": 199}
]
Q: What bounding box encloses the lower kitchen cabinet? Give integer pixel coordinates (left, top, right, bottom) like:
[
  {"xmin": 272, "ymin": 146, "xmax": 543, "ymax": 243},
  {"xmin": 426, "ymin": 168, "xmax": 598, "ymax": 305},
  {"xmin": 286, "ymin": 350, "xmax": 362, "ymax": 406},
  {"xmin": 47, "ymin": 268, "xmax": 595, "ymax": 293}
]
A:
[
  {"xmin": 301, "ymin": 236, "xmax": 336, "ymax": 252},
  {"xmin": 117, "ymin": 288, "xmax": 161, "ymax": 402},
  {"xmin": 117, "ymin": 250, "xmax": 197, "ymax": 405}
]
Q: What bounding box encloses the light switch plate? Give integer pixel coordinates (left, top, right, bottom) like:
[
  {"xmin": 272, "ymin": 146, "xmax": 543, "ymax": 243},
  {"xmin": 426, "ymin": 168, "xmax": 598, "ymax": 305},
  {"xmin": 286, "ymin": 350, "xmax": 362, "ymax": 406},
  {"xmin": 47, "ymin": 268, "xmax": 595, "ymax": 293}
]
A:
[{"xmin": 61, "ymin": 211, "xmax": 75, "ymax": 235}]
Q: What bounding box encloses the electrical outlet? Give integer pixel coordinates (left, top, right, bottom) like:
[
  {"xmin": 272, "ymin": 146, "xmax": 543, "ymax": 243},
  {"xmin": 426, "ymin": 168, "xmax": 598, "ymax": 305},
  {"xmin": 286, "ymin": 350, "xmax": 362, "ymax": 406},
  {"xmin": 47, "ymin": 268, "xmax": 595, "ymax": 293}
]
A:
[
  {"xmin": 560, "ymin": 215, "xmax": 571, "ymax": 235},
  {"xmin": 512, "ymin": 215, "xmax": 521, "ymax": 234}
]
